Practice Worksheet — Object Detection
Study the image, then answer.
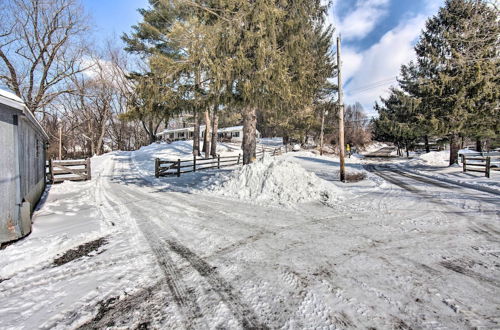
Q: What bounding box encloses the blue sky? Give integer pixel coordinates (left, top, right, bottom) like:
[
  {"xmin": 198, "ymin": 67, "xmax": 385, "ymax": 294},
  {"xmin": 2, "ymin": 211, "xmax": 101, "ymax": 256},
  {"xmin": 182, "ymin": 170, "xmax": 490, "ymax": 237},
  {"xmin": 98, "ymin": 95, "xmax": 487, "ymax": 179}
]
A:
[
  {"xmin": 327, "ymin": 0, "xmax": 444, "ymax": 116},
  {"xmin": 82, "ymin": 0, "xmax": 444, "ymax": 117},
  {"xmin": 83, "ymin": 0, "xmax": 148, "ymax": 39}
]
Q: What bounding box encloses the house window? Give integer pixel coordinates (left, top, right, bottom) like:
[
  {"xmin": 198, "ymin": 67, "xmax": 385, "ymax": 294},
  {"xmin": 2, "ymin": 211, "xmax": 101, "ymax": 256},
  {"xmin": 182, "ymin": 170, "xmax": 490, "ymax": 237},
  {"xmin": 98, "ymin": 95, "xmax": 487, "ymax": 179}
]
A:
[
  {"xmin": 178, "ymin": 132, "xmax": 185, "ymax": 138},
  {"xmin": 169, "ymin": 133, "xmax": 174, "ymax": 139},
  {"xmin": 189, "ymin": 132, "xmax": 193, "ymax": 138},
  {"xmin": 233, "ymin": 132, "xmax": 240, "ymax": 138},
  {"xmin": 35, "ymin": 139, "xmax": 39, "ymax": 158}
]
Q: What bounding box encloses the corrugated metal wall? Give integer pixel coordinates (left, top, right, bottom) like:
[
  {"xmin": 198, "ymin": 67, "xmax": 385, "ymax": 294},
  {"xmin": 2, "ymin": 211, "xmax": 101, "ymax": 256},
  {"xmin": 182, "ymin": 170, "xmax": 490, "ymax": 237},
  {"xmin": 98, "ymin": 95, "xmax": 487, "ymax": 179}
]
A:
[
  {"xmin": 0, "ymin": 107, "xmax": 19, "ymax": 243},
  {"xmin": 0, "ymin": 102, "xmax": 47, "ymax": 245},
  {"xmin": 19, "ymin": 116, "xmax": 46, "ymax": 205}
]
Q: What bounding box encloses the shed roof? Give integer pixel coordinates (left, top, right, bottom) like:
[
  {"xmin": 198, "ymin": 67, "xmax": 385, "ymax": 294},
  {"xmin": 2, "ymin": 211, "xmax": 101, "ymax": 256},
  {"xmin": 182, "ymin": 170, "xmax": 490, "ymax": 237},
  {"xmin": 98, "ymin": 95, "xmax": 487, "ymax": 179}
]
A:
[{"xmin": 0, "ymin": 89, "xmax": 49, "ymax": 141}]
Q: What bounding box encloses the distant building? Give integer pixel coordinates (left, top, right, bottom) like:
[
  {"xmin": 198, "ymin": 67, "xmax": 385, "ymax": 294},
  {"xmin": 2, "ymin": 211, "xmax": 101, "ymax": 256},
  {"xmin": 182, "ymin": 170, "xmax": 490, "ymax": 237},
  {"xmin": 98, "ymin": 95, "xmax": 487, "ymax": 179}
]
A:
[
  {"xmin": 158, "ymin": 125, "xmax": 260, "ymax": 143},
  {"xmin": 0, "ymin": 89, "xmax": 49, "ymax": 245}
]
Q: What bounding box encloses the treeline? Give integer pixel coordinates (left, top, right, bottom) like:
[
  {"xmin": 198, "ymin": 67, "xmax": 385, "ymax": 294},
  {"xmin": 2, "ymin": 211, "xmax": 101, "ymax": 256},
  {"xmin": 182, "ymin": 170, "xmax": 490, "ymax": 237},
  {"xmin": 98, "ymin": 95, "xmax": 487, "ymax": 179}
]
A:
[
  {"xmin": 373, "ymin": 0, "xmax": 499, "ymax": 165},
  {"xmin": 121, "ymin": 0, "xmax": 337, "ymax": 164}
]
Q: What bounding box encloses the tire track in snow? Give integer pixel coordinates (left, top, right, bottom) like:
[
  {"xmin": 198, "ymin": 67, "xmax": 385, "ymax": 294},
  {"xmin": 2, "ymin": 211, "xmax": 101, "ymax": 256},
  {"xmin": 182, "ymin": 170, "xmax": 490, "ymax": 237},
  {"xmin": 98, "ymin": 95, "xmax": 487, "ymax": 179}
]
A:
[
  {"xmin": 367, "ymin": 165, "xmax": 500, "ymax": 244},
  {"xmin": 147, "ymin": 220, "xmax": 268, "ymax": 329},
  {"xmin": 114, "ymin": 183, "xmax": 267, "ymax": 329},
  {"xmin": 100, "ymin": 155, "xmax": 208, "ymax": 329}
]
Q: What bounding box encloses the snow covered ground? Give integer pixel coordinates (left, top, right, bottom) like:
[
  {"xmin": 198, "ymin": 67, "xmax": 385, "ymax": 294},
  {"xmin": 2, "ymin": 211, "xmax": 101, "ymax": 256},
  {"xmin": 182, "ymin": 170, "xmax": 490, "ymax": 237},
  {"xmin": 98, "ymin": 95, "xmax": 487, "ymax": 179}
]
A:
[
  {"xmin": 395, "ymin": 150, "xmax": 500, "ymax": 195},
  {"xmin": 1, "ymin": 141, "xmax": 499, "ymax": 329}
]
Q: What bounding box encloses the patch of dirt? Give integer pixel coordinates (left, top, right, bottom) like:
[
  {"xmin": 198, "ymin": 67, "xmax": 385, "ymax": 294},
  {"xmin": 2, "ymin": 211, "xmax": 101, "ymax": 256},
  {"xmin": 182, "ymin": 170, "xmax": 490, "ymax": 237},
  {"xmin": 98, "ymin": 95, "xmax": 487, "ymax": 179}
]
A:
[
  {"xmin": 393, "ymin": 317, "xmax": 413, "ymax": 330},
  {"xmin": 77, "ymin": 283, "xmax": 164, "ymax": 329},
  {"xmin": 53, "ymin": 237, "xmax": 108, "ymax": 267},
  {"xmin": 345, "ymin": 172, "xmax": 366, "ymax": 183}
]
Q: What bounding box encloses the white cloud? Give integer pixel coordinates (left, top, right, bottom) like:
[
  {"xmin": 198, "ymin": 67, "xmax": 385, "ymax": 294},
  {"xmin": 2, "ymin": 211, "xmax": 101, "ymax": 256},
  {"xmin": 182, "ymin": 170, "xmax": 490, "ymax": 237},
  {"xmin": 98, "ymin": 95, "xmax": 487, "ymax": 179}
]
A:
[
  {"xmin": 330, "ymin": 0, "xmax": 390, "ymax": 40},
  {"xmin": 343, "ymin": 14, "xmax": 428, "ymax": 116},
  {"xmin": 342, "ymin": 47, "xmax": 363, "ymax": 82},
  {"xmin": 342, "ymin": 0, "xmax": 447, "ymax": 116}
]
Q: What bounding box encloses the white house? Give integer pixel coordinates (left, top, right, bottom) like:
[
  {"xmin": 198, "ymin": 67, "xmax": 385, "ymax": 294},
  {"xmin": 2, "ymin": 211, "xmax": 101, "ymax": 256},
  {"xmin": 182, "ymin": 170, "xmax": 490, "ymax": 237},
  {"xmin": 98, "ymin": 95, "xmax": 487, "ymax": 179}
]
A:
[{"xmin": 158, "ymin": 125, "xmax": 260, "ymax": 143}]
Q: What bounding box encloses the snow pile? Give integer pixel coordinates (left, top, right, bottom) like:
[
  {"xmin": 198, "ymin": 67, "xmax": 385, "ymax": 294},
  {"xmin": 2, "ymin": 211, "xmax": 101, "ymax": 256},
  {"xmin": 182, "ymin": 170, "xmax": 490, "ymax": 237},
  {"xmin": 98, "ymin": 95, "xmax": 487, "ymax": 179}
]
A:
[
  {"xmin": 363, "ymin": 142, "xmax": 390, "ymax": 153},
  {"xmin": 417, "ymin": 151, "xmax": 449, "ymax": 166},
  {"xmin": 203, "ymin": 157, "xmax": 341, "ymax": 206}
]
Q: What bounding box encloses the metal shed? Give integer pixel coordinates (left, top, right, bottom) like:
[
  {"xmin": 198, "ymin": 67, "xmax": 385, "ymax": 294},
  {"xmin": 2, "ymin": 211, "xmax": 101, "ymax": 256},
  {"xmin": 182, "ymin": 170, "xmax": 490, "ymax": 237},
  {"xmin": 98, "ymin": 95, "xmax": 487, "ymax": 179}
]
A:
[{"xmin": 0, "ymin": 89, "xmax": 49, "ymax": 245}]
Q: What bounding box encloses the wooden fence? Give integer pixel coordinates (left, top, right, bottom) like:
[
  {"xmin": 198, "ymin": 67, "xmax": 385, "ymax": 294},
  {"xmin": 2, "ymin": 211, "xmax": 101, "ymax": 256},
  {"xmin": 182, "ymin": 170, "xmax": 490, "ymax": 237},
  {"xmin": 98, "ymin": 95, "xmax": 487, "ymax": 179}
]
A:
[
  {"xmin": 155, "ymin": 154, "xmax": 241, "ymax": 177},
  {"xmin": 47, "ymin": 158, "xmax": 92, "ymax": 183},
  {"xmin": 155, "ymin": 146, "xmax": 285, "ymax": 178},
  {"xmin": 461, "ymin": 152, "xmax": 500, "ymax": 178}
]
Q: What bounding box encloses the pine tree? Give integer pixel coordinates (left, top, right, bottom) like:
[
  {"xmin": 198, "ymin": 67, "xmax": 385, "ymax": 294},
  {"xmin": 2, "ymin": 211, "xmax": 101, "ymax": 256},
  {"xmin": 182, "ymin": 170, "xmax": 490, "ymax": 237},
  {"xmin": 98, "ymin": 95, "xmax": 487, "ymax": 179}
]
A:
[
  {"xmin": 123, "ymin": 0, "xmax": 336, "ymax": 164},
  {"xmin": 121, "ymin": 71, "xmax": 179, "ymax": 144},
  {"xmin": 374, "ymin": 88, "xmax": 421, "ymax": 156},
  {"xmin": 412, "ymin": 0, "xmax": 499, "ymax": 164}
]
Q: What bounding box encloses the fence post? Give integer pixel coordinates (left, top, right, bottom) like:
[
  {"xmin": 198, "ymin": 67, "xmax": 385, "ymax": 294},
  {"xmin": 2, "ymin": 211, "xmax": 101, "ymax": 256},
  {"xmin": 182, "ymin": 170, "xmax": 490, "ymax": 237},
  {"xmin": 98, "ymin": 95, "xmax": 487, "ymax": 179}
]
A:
[
  {"xmin": 193, "ymin": 155, "xmax": 196, "ymax": 172},
  {"xmin": 462, "ymin": 155, "xmax": 466, "ymax": 173},
  {"xmin": 237, "ymin": 154, "xmax": 241, "ymax": 165},
  {"xmin": 485, "ymin": 156, "xmax": 490, "ymax": 178},
  {"xmin": 155, "ymin": 158, "xmax": 160, "ymax": 178},
  {"xmin": 177, "ymin": 159, "xmax": 181, "ymax": 177},
  {"xmin": 86, "ymin": 158, "xmax": 92, "ymax": 180},
  {"xmin": 217, "ymin": 154, "xmax": 220, "ymax": 169}
]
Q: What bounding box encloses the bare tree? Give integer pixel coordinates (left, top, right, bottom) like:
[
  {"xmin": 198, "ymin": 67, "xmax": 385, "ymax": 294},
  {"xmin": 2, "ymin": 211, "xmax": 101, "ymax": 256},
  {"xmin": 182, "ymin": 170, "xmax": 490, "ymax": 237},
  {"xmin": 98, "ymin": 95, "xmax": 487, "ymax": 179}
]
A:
[
  {"xmin": 44, "ymin": 44, "xmax": 144, "ymax": 158},
  {"xmin": 0, "ymin": 0, "xmax": 89, "ymax": 113}
]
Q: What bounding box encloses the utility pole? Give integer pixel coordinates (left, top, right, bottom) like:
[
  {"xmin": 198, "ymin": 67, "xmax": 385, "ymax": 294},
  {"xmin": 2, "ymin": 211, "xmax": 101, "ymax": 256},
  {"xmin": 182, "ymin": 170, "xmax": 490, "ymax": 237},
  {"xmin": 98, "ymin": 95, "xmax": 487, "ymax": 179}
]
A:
[
  {"xmin": 58, "ymin": 126, "xmax": 62, "ymax": 160},
  {"xmin": 320, "ymin": 108, "xmax": 325, "ymax": 156},
  {"xmin": 337, "ymin": 36, "xmax": 346, "ymax": 182}
]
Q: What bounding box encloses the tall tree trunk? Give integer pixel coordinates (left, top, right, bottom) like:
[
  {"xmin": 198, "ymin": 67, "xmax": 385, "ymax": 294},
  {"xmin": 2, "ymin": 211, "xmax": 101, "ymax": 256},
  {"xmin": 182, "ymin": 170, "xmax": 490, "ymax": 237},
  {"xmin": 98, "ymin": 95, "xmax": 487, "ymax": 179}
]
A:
[
  {"xmin": 96, "ymin": 109, "xmax": 109, "ymax": 155},
  {"xmin": 148, "ymin": 121, "xmax": 156, "ymax": 144},
  {"xmin": 476, "ymin": 138, "xmax": 482, "ymax": 152},
  {"xmin": 449, "ymin": 134, "xmax": 460, "ymax": 166},
  {"xmin": 203, "ymin": 110, "xmax": 211, "ymax": 158},
  {"xmin": 424, "ymin": 135, "xmax": 430, "ymax": 153},
  {"xmin": 283, "ymin": 134, "xmax": 289, "ymax": 152},
  {"xmin": 242, "ymin": 106, "xmax": 257, "ymax": 164},
  {"xmin": 193, "ymin": 111, "xmax": 201, "ymax": 156},
  {"xmin": 405, "ymin": 140, "xmax": 409, "ymax": 158},
  {"xmin": 210, "ymin": 107, "xmax": 218, "ymax": 157}
]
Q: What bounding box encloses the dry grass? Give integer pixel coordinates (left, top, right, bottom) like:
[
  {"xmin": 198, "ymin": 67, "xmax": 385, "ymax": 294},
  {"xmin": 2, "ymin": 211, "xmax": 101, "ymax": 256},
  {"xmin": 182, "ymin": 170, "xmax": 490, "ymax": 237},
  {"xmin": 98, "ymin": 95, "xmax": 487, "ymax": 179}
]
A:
[{"xmin": 345, "ymin": 172, "xmax": 366, "ymax": 183}]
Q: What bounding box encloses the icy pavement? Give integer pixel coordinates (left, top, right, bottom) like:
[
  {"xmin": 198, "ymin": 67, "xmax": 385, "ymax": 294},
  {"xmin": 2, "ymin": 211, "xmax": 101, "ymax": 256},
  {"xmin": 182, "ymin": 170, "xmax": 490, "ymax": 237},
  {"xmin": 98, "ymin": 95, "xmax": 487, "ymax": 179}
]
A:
[{"xmin": 1, "ymin": 142, "xmax": 499, "ymax": 329}]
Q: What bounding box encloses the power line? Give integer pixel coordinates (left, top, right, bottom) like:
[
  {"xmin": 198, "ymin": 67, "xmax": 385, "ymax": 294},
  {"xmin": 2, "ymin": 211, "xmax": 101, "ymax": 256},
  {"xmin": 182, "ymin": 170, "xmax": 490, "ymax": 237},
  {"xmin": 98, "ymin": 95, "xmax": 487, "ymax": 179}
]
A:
[{"xmin": 348, "ymin": 77, "xmax": 398, "ymax": 93}]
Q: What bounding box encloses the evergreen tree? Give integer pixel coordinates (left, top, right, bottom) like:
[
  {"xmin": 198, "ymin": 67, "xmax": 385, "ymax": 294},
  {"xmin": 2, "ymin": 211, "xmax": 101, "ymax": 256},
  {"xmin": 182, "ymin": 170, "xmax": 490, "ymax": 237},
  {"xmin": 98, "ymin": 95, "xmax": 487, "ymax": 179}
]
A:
[
  {"xmin": 374, "ymin": 88, "xmax": 421, "ymax": 157},
  {"xmin": 411, "ymin": 0, "xmax": 499, "ymax": 164},
  {"xmin": 123, "ymin": 0, "xmax": 336, "ymax": 164},
  {"xmin": 121, "ymin": 71, "xmax": 180, "ymax": 144}
]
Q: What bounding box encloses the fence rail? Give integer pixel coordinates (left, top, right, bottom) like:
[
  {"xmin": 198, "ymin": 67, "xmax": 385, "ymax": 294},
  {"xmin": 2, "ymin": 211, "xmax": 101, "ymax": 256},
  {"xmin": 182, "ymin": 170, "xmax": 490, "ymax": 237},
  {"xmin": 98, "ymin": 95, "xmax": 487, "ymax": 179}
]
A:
[
  {"xmin": 461, "ymin": 152, "xmax": 500, "ymax": 178},
  {"xmin": 47, "ymin": 158, "xmax": 92, "ymax": 183},
  {"xmin": 155, "ymin": 145, "xmax": 285, "ymax": 178}
]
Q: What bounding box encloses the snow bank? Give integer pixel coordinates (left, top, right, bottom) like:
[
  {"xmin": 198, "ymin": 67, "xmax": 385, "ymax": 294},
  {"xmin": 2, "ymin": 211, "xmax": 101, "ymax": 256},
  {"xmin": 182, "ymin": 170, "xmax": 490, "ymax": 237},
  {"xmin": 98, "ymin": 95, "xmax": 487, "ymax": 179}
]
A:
[
  {"xmin": 362, "ymin": 142, "xmax": 390, "ymax": 153},
  {"xmin": 417, "ymin": 150, "xmax": 449, "ymax": 166},
  {"xmin": 203, "ymin": 157, "xmax": 341, "ymax": 206}
]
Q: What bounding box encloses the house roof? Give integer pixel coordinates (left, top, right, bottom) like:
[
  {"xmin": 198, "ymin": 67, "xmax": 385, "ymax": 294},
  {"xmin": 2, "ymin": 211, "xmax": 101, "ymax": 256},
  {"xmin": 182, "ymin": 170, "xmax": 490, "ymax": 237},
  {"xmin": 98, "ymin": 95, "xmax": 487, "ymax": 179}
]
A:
[
  {"xmin": 160, "ymin": 125, "xmax": 206, "ymax": 134},
  {"xmin": 159, "ymin": 125, "xmax": 249, "ymax": 136},
  {"xmin": 218, "ymin": 125, "xmax": 243, "ymax": 133}
]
